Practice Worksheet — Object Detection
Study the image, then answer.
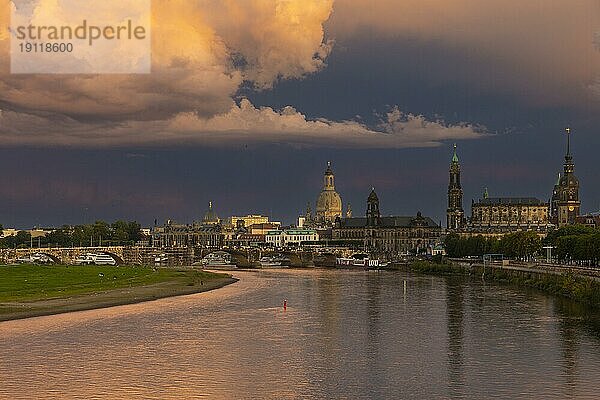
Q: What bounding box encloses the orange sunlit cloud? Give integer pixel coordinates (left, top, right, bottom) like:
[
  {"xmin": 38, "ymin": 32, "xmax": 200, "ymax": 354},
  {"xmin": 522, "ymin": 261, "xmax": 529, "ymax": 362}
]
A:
[{"xmin": 0, "ymin": 0, "xmax": 598, "ymax": 147}]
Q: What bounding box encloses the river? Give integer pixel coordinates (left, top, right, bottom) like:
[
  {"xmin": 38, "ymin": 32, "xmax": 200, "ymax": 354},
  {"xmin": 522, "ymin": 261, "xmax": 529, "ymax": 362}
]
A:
[{"xmin": 1, "ymin": 269, "xmax": 599, "ymax": 399}]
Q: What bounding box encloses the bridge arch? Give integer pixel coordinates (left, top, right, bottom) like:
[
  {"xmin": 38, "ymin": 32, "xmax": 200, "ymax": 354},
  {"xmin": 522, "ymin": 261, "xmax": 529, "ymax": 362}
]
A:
[
  {"xmin": 98, "ymin": 251, "xmax": 125, "ymax": 265},
  {"xmin": 28, "ymin": 252, "xmax": 62, "ymax": 264}
]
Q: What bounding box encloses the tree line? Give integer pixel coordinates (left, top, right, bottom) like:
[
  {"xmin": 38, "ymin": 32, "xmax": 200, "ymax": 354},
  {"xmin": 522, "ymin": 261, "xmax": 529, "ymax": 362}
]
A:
[
  {"xmin": 545, "ymin": 225, "xmax": 600, "ymax": 264},
  {"xmin": 0, "ymin": 221, "xmax": 145, "ymax": 249},
  {"xmin": 444, "ymin": 225, "xmax": 600, "ymax": 265},
  {"xmin": 444, "ymin": 231, "xmax": 542, "ymax": 260}
]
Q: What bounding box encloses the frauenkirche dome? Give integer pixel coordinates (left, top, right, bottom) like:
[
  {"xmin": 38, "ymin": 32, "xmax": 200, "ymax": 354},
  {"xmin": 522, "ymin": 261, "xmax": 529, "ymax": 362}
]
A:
[{"xmin": 315, "ymin": 162, "xmax": 342, "ymax": 224}]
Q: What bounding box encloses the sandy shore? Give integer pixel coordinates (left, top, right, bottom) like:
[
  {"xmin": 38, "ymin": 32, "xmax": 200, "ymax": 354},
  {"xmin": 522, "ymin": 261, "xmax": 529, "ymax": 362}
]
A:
[{"xmin": 0, "ymin": 276, "xmax": 238, "ymax": 322}]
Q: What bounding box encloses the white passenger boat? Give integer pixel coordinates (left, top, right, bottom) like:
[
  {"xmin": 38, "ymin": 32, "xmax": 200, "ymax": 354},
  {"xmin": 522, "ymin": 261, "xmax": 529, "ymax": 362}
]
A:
[
  {"xmin": 336, "ymin": 257, "xmax": 389, "ymax": 269},
  {"xmin": 259, "ymin": 255, "xmax": 290, "ymax": 268},
  {"xmin": 75, "ymin": 253, "xmax": 116, "ymax": 266},
  {"xmin": 17, "ymin": 253, "xmax": 53, "ymax": 264},
  {"xmin": 95, "ymin": 254, "xmax": 117, "ymax": 266},
  {"xmin": 201, "ymin": 251, "xmax": 236, "ymax": 268}
]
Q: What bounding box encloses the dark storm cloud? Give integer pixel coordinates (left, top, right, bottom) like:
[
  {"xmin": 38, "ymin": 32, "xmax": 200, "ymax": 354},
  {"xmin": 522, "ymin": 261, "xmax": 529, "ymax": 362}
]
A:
[
  {"xmin": 0, "ymin": 0, "xmax": 599, "ymax": 227},
  {"xmin": 0, "ymin": 0, "xmax": 483, "ymax": 147}
]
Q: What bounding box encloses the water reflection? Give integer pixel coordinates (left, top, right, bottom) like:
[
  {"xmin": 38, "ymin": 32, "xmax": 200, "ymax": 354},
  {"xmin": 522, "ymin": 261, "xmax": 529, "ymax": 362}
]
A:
[
  {"xmin": 0, "ymin": 270, "xmax": 599, "ymax": 400},
  {"xmin": 446, "ymin": 278, "xmax": 465, "ymax": 398}
]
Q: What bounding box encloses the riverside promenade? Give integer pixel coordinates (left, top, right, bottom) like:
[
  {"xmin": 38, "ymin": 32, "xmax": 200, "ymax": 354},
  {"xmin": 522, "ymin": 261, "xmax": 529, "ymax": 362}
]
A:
[{"xmin": 451, "ymin": 258, "xmax": 600, "ymax": 281}]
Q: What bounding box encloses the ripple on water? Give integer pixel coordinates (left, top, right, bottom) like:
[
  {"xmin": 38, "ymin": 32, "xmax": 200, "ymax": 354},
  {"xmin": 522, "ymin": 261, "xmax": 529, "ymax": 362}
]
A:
[{"xmin": 0, "ymin": 270, "xmax": 599, "ymax": 399}]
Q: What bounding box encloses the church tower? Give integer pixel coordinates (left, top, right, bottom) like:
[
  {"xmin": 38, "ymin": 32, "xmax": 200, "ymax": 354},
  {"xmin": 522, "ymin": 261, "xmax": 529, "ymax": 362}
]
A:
[
  {"xmin": 447, "ymin": 144, "xmax": 465, "ymax": 231},
  {"xmin": 550, "ymin": 173, "xmax": 561, "ymax": 223},
  {"xmin": 367, "ymin": 188, "xmax": 380, "ymax": 227},
  {"xmin": 554, "ymin": 128, "xmax": 581, "ymax": 226}
]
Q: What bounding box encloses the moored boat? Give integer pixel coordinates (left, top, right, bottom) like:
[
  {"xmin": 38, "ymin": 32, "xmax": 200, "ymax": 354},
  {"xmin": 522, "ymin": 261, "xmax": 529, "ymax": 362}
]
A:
[
  {"xmin": 259, "ymin": 255, "xmax": 290, "ymax": 268},
  {"xmin": 201, "ymin": 251, "xmax": 236, "ymax": 268},
  {"xmin": 75, "ymin": 253, "xmax": 117, "ymax": 266},
  {"xmin": 336, "ymin": 256, "xmax": 389, "ymax": 269}
]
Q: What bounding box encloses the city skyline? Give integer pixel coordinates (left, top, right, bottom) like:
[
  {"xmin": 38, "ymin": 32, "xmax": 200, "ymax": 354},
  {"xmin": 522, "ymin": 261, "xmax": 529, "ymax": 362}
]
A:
[
  {"xmin": 0, "ymin": 1, "xmax": 599, "ymax": 227},
  {"xmin": 1, "ymin": 131, "xmax": 594, "ymax": 230},
  {"xmin": 1, "ymin": 4, "xmax": 600, "ymax": 399}
]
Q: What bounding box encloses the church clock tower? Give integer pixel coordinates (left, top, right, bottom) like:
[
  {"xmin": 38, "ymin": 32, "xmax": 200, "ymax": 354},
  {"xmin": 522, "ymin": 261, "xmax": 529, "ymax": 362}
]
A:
[
  {"xmin": 447, "ymin": 144, "xmax": 465, "ymax": 231},
  {"xmin": 367, "ymin": 188, "xmax": 381, "ymax": 227},
  {"xmin": 555, "ymin": 128, "xmax": 581, "ymax": 226}
]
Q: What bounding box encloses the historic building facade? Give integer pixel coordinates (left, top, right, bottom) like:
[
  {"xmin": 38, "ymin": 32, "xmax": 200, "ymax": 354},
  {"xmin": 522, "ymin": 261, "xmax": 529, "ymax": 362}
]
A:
[
  {"xmin": 446, "ymin": 145, "xmax": 551, "ymax": 236},
  {"xmin": 469, "ymin": 196, "xmax": 550, "ymax": 234},
  {"xmin": 265, "ymin": 229, "xmax": 319, "ymax": 248},
  {"xmin": 152, "ymin": 202, "xmax": 224, "ymax": 247},
  {"xmin": 446, "ymin": 130, "xmax": 585, "ymax": 237},
  {"xmin": 226, "ymin": 215, "xmax": 275, "ymax": 228},
  {"xmin": 333, "ymin": 189, "xmax": 442, "ymax": 256}
]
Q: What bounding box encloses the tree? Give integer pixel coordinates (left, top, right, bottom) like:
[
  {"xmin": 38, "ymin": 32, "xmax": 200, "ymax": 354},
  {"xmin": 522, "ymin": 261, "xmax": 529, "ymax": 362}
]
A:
[
  {"xmin": 44, "ymin": 228, "xmax": 71, "ymax": 247},
  {"xmin": 127, "ymin": 221, "xmax": 142, "ymax": 243},
  {"xmin": 499, "ymin": 231, "xmax": 541, "ymax": 259},
  {"xmin": 2, "ymin": 231, "xmax": 33, "ymax": 248},
  {"xmin": 111, "ymin": 220, "xmax": 130, "ymax": 244},
  {"xmin": 444, "ymin": 233, "xmax": 461, "ymax": 257},
  {"xmin": 545, "ymin": 225, "xmax": 596, "ymax": 245}
]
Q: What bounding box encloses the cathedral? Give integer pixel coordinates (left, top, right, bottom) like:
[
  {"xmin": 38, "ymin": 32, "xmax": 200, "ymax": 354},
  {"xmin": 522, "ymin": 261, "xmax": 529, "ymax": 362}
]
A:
[{"xmin": 447, "ymin": 129, "xmax": 582, "ymax": 236}]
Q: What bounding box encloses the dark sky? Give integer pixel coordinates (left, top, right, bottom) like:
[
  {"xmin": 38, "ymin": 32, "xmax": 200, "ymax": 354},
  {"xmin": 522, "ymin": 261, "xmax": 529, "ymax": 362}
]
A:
[{"xmin": 0, "ymin": 1, "xmax": 599, "ymax": 228}]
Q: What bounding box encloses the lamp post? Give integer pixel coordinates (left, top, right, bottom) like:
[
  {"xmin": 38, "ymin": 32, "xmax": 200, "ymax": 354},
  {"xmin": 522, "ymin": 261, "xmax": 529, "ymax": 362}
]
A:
[{"xmin": 542, "ymin": 246, "xmax": 554, "ymax": 264}]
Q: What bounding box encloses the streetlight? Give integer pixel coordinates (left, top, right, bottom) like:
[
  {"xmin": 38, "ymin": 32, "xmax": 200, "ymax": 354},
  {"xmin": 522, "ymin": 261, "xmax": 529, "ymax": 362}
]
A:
[{"xmin": 542, "ymin": 246, "xmax": 555, "ymax": 264}]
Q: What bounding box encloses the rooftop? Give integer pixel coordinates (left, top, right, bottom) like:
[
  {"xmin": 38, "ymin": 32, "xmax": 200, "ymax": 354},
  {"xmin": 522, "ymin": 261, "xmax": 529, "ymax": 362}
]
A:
[
  {"xmin": 337, "ymin": 215, "xmax": 439, "ymax": 229},
  {"xmin": 475, "ymin": 197, "xmax": 547, "ymax": 206}
]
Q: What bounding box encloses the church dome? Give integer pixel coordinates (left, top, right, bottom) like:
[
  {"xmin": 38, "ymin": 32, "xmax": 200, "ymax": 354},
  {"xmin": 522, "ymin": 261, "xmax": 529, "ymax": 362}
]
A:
[
  {"xmin": 203, "ymin": 202, "xmax": 220, "ymax": 225},
  {"xmin": 315, "ymin": 162, "xmax": 343, "ymax": 223},
  {"xmin": 316, "ymin": 190, "xmax": 343, "ymax": 215}
]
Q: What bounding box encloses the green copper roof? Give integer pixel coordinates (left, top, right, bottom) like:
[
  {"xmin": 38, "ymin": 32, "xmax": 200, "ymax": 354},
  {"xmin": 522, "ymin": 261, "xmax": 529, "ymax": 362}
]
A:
[{"xmin": 452, "ymin": 144, "xmax": 459, "ymax": 163}]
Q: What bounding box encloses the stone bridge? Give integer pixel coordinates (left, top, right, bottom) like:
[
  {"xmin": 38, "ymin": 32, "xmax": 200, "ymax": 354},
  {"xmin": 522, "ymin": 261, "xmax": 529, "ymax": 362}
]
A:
[
  {"xmin": 0, "ymin": 246, "xmax": 360, "ymax": 267},
  {"xmin": 0, "ymin": 247, "xmax": 127, "ymax": 265},
  {"xmin": 0, "ymin": 246, "xmax": 209, "ymax": 267}
]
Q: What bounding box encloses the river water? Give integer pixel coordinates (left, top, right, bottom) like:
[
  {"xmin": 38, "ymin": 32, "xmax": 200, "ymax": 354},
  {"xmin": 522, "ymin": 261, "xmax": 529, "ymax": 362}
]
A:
[{"xmin": 1, "ymin": 269, "xmax": 599, "ymax": 399}]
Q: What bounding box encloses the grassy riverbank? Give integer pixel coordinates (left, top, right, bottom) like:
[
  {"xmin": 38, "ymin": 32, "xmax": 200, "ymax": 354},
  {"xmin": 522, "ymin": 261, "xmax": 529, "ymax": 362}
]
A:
[
  {"xmin": 407, "ymin": 261, "xmax": 600, "ymax": 309},
  {"xmin": 0, "ymin": 264, "xmax": 236, "ymax": 321}
]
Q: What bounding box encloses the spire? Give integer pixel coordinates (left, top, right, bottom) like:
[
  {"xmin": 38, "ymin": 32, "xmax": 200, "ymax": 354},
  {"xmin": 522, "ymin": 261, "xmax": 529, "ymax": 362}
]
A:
[
  {"xmin": 484, "ymin": 187, "xmax": 489, "ymax": 199},
  {"xmin": 209, "ymin": 201, "xmax": 213, "ymax": 209},
  {"xmin": 452, "ymin": 143, "xmax": 459, "ymax": 163},
  {"xmin": 565, "ymin": 128, "xmax": 571, "ymax": 157},
  {"xmin": 555, "ymin": 173, "xmax": 561, "ymax": 186},
  {"xmin": 368, "ymin": 187, "xmax": 378, "ymax": 201},
  {"xmin": 563, "ymin": 128, "xmax": 574, "ymax": 174}
]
